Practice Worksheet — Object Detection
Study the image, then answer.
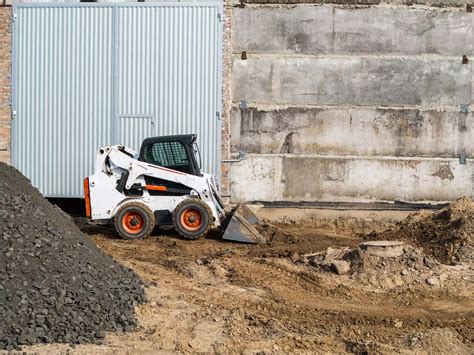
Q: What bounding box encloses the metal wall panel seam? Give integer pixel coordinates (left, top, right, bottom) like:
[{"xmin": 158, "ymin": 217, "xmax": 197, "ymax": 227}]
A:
[
  {"xmin": 215, "ymin": 4, "xmax": 223, "ymax": 179},
  {"xmin": 112, "ymin": 5, "xmax": 118, "ymax": 155}
]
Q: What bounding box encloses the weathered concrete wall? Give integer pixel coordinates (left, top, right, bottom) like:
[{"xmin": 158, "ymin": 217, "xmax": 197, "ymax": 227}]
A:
[
  {"xmin": 233, "ymin": 57, "xmax": 471, "ymax": 106},
  {"xmin": 240, "ymin": 0, "xmax": 470, "ymax": 6},
  {"xmin": 233, "ymin": 6, "xmax": 473, "ymax": 56},
  {"xmin": 230, "ymin": 107, "xmax": 473, "ymax": 157},
  {"xmin": 0, "ymin": 7, "xmax": 11, "ymax": 163},
  {"xmin": 229, "ymin": 3, "xmax": 474, "ymax": 203},
  {"xmin": 231, "ymin": 155, "xmax": 473, "ymax": 202}
]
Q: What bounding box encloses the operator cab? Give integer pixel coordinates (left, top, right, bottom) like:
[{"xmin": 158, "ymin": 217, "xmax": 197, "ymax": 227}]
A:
[{"xmin": 139, "ymin": 134, "xmax": 202, "ymax": 176}]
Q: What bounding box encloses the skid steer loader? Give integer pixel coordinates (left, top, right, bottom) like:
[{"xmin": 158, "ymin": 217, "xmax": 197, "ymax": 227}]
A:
[{"xmin": 83, "ymin": 134, "xmax": 265, "ymax": 243}]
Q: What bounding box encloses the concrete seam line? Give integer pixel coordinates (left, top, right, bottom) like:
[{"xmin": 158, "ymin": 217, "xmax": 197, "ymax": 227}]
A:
[
  {"xmin": 229, "ymin": 103, "xmax": 469, "ymax": 112},
  {"xmin": 231, "ymin": 53, "xmax": 467, "ymax": 60},
  {"xmin": 242, "ymin": 153, "xmax": 471, "ymax": 162},
  {"xmin": 239, "ymin": 4, "xmax": 467, "ymax": 10}
]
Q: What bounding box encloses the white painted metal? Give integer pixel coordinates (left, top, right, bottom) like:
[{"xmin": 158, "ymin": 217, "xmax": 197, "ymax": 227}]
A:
[
  {"xmin": 87, "ymin": 144, "xmax": 223, "ymax": 227},
  {"xmin": 12, "ymin": 3, "xmax": 223, "ymax": 197}
]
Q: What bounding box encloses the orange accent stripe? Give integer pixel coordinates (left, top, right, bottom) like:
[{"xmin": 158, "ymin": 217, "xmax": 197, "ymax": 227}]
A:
[
  {"xmin": 145, "ymin": 184, "xmax": 168, "ymax": 191},
  {"xmin": 84, "ymin": 177, "xmax": 91, "ymax": 218}
]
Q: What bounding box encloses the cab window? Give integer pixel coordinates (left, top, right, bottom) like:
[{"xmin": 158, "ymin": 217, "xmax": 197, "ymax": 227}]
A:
[{"xmin": 144, "ymin": 141, "xmax": 191, "ymax": 173}]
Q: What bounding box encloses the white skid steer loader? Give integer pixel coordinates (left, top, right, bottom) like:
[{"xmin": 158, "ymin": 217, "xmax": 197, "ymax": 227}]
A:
[{"xmin": 83, "ymin": 134, "xmax": 265, "ymax": 243}]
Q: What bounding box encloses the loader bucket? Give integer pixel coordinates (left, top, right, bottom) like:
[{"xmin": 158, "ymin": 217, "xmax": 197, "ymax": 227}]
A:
[
  {"xmin": 236, "ymin": 202, "xmax": 259, "ymax": 225},
  {"xmin": 221, "ymin": 203, "xmax": 266, "ymax": 244}
]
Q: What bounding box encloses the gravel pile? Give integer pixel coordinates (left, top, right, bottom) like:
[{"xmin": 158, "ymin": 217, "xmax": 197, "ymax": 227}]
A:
[{"xmin": 0, "ymin": 163, "xmax": 145, "ymax": 350}]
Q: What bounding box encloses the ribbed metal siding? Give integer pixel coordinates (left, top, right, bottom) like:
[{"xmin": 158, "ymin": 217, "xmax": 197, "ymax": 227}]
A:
[
  {"xmin": 117, "ymin": 116, "xmax": 154, "ymax": 152},
  {"xmin": 116, "ymin": 5, "xmax": 221, "ymax": 176},
  {"xmin": 12, "ymin": 5, "xmax": 114, "ymax": 197},
  {"xmin": 12, "ymin": 3, "xmax": 223, "ymax": 197}
]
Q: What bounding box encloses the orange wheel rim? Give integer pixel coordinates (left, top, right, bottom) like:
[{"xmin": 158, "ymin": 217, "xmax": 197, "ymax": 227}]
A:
[
  {"xmin": 180, "ymin": 208, "xmax": 202, "ymax": 231},
  {"xmin": 122, "ymin": 211, "xmax": 144, "ymax": 234}
]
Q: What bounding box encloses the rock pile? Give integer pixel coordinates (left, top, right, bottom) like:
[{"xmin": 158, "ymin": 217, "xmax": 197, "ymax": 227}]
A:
[
  {"xmin": 297, "ymin": 246, "xmax": 353, "ymax": 275},
  {"xmin": 0, "ymin": 163, "xmax": 145, "ymax": 350},
  {"xmin": 367, "ymin": 198, "xmax": 474, "ymax": 265},
  {"xmin": 295, "ymin": 242, "xmax": 448, "ymax": 290},
  {"xmin": 347, "ymin": 244, "xmax": 444, "ymax": 290}
]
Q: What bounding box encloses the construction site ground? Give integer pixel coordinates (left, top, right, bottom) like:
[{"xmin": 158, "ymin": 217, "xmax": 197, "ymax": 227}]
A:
[{"xmin": 24, "ymin": 214, "xmax": 473, "ymax": 354}]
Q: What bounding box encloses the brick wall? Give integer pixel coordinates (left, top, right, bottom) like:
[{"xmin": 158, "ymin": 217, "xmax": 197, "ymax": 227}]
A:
[
  {"xmin": 0, "ymin": 6, "xmax": 11, "ymax": 164},
  {"xmin": 220, "ymin": 1, "xmax": 233, "ymax": 198}
]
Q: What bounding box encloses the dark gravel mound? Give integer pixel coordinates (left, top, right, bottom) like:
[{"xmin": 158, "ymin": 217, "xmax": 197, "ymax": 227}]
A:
[
  {"xmin": 366, "ymin": 198, "xmax": 473, "ymax": 265},
  {"xmin": 0, "ymin": 163, "xmax": 145, "ymax": 350}
]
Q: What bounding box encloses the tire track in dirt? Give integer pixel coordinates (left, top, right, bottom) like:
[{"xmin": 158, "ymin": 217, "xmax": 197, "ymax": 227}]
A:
[
  {"xmin": 224, "ymin": 257, "xmax": 471, "ymax": 337},
  {"xmin": 85, "ymin": 224, "xmax": 472, "ymax": 353}
]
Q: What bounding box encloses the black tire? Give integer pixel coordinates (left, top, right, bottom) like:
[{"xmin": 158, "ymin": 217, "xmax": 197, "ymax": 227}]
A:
[
  {"xmin": 114, "ymin": 202, "xmax": 155, "ymax": 240},
  {"xmin": 172, "ymin": 199, "xmax": 213, "ymax": 240}
]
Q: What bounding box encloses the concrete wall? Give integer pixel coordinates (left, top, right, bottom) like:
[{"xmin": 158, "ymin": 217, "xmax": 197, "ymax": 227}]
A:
[
  {"xmin": 230, "ymin": 108, "xmax": 473, "ymax": 157},
  {"xmin": 233, "ymin": 57, "xmax": 471, "ymax": 106},
  {"xmin": 233, "ymin": 6, "xmax": 473, "ymax": 56},
  {"xmin": 229, "ymin": 3, "xmax": 474, "ymax": 203},
  {"xmin": 1, "ymin": 1, "xmax": 473, "ymax": 205},
  {"xmin": 231, "ymin": 155, "xmax": 473, "ymax": 202}
]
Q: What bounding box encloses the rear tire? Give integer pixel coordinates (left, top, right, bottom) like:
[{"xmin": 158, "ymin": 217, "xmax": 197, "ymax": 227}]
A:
[
  {"xmin": 114, "ymin": 202, "xmax": 155, "ymax": 240},
  {"xmin": 173, "ymin": 199, "xmax": 212, "ymax": 240}
]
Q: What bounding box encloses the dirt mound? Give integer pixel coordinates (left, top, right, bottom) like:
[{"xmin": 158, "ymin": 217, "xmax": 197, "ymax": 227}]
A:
[
  {"xmin": 0, "ymin": 163, "xmax": 145, "ymax": 350},
  {"xmin": 366, "ymin": 198, "xmax": 474, "ymax": 264},
  {"xmin": 255, "ymin": 223, "xmax": 296, "ymax": 244},
  {"xmin": 294, "ymin": 242, "xmax": 465, "ymax": 291},
  {"xmin": 346, "ymin": 245, "xmax": 443, "ymax": 290},
  {"xmin": 275, "ymin": 216, "xmax": 395, "ymax": 236}
]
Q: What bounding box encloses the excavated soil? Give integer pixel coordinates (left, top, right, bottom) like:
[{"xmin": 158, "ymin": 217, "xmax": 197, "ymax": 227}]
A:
[
  {"xmin": 366, "ymin": 198, "xmax": 474, "ymax": 265},
  {"xmin": 0, "ymin": 163, "xmax": 145, "ymax": 350},
  {"xmin": 22, "ymin": 208, "xmax": 473, "ymax": 354}
]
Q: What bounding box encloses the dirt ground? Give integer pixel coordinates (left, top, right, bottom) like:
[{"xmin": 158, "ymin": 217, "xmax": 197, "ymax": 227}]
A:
[{"xmin": 21, "ymin": 214, "xmax": 473, "ymax": 354}]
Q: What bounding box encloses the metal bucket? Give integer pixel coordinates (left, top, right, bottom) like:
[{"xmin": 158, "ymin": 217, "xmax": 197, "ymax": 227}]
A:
[{"xmin": 221, "ymin": 203, "xmax": 266, "ymax": 244}]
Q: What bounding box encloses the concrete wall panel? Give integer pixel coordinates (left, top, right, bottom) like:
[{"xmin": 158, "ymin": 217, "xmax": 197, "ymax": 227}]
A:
[
  {"xmin": 239, "ymin": 0, "xmax": 468, "ymax": 6},
  {"xmin": 230, "ymin": 107, "xmax": 473, "ymax": 157},
  {"xmin": 229, "ymin": 4, "xmax": 473, "ymax": 204},
  {"xmin": 233, "ymin": 6, "xmax": 473, "ymax": 56},
  {"xmin": 232, "ymin": 57, "xmax": 471, "ymax": 106},
  {"xmin": 230, "ymin": 155, "xmax": 473, "ymax": 203}
]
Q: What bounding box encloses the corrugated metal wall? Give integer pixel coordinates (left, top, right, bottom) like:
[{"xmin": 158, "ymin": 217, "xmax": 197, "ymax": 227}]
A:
[{"xmin": 12, "ymin": 3, "xmax": 223, "ymax": 197}]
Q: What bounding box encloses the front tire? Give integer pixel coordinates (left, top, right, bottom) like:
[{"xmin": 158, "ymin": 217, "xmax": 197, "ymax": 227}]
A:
[
  {"xmin": 114, "ymin": 202, "xmax": 155, "ymax": 240},
  {"xmin": 173, "ymin": 199, "xmax": 212, "ymax": 240}
]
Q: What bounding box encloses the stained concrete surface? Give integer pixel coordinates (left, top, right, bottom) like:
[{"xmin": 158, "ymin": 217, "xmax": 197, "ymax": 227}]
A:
[
  {"xmin": 229, "ymin": 3, "xmax": 473, "ymax": 204},
  {"xmin": 233, "ymin": 57, "xmax": 471, "ymax": 106},
  {"xmin": 230, "ymin": 107, "xmax": 473, "ymax": 157},
  {"xmin": 239, "ymin": 0, "xmax": 470, "ymax": 5},
  {"xmin": 230, "ymin": 155, "xmax": 473, "ymax": 202},
  {"xmin": 233, "ymin": 6, "xmax": 473, "ymax": 56}
]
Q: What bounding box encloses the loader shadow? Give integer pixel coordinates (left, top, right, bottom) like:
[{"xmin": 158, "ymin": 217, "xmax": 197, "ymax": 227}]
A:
[
  {"xmin": 54, "ymin": 198, "xmax": 228, "ymax": 242},
  {"xmin": 151, "ymin": 227, "xmax": 224, "ymax": 243},
  {"xmin": 73, "ymin": 215, "xmax": 228, "ymax": 243}
]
